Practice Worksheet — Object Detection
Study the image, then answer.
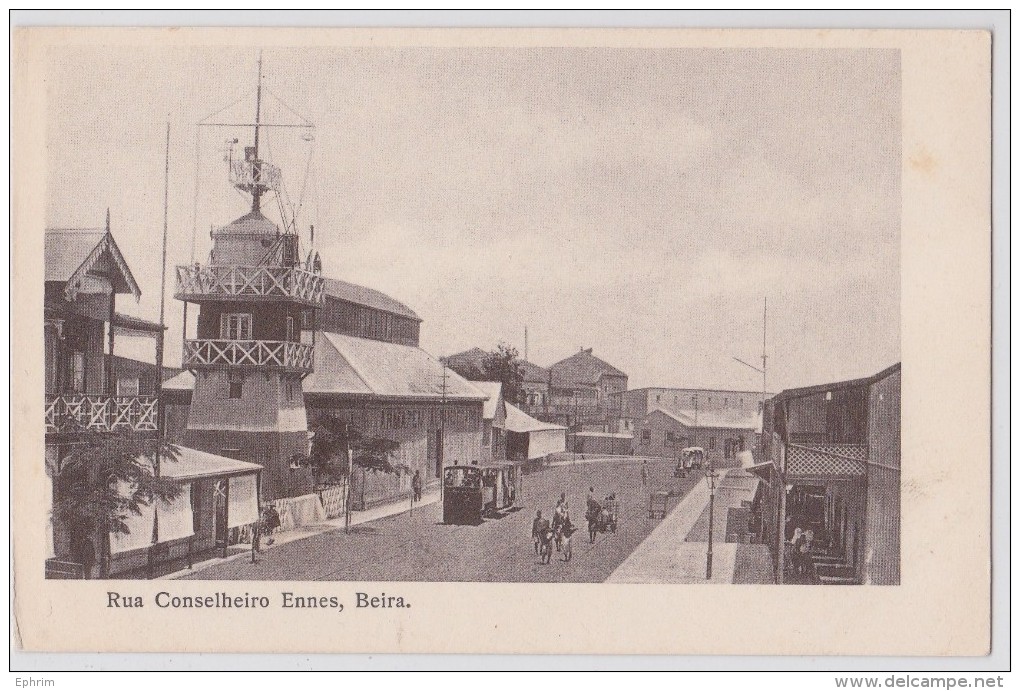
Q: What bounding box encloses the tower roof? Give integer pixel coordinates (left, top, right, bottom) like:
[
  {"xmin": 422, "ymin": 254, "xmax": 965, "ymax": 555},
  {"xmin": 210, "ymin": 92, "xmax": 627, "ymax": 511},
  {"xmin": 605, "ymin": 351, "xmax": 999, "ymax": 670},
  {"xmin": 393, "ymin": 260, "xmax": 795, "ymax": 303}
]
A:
[{"xmin": 213, "ymin": 209, "xmax": 280, "ymax": 236}]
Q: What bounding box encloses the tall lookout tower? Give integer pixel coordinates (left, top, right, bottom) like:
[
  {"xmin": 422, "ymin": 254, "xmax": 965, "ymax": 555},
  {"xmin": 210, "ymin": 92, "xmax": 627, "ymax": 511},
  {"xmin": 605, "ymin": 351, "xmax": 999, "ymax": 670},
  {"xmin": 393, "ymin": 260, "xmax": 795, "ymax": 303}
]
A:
[{"xmin": 175, "ymin": 57, "xmax": 324, "ymax": 502}]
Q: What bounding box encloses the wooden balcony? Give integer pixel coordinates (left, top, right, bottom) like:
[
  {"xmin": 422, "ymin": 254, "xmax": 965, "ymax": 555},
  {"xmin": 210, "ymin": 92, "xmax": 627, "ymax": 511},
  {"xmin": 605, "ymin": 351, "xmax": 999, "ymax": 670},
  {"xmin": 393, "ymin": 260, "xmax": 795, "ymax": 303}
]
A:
[
  {"xmin": 175, "ymin": 264, "xmax": 325, "ymax": 306},
  {"xmin": 45, "ymin": 394, "xmax": 158, "ymax": 434},
  {"xmin": 183, "ymin": 339, "xmax": 314, "ymax": 373}
]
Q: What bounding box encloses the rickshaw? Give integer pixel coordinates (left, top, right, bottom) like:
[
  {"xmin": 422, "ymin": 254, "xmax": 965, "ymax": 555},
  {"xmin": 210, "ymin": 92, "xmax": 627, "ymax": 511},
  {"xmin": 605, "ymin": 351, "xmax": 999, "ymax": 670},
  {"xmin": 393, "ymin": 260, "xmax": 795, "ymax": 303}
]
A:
[
  {"xmin": 674, "ymin": 446, "xmax": 705, "ymax": 478},
  {"xmin": 443, "ymin": 462, "xmax": 523, "ymax": 525},
  {"xmin": 586, "ymin": 493, "xmax": 619, "ymax": 543}
]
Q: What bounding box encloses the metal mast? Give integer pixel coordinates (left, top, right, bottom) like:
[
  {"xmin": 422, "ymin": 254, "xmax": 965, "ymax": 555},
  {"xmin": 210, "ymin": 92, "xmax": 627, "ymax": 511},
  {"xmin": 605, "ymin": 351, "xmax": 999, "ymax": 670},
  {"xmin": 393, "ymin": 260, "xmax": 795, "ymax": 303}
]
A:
[{"xmin": 251, "ymin": 53, "xmax": 264, "ymax": 214}]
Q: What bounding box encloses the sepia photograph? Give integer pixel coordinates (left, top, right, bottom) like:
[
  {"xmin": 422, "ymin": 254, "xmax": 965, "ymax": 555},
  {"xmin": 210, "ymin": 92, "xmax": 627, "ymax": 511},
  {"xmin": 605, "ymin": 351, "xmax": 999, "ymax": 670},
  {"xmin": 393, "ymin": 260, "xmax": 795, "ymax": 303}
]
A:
[
  {"xmin": 12, "ymin": 23, "xmax": 994, "ymax": 660},
  {"xmin": 41, "ymin": 45, "xmax": 901, "ymax": 586}
]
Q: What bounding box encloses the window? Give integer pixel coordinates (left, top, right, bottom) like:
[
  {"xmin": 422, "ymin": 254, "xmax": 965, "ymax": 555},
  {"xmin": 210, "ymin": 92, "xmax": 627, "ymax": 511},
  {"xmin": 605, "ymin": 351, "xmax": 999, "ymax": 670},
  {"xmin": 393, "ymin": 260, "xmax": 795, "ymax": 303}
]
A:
[
  {"xmin": 691, "ymin": 395, "xmax": 696, "ymax": 405},
  {"xmin": 724, "ymin": 397, "xmax": 728, "ymax": 406},
  {"xmin": 220, "ymin": 313, "xmax": 252, "ymax": 340},
  {"xmin": 228, "ymin": 370, "xmax": 243, "ymax": 399},
  {"xmin": 71, "ymin": 351, "xmax": 85, "ymax": 393},
  {"xmin": 665, "ymin": 431, "xmax": 675, "ymax": 445},
  {"xmin": 482, "ymin": 422, "xmax": 491, "ymax": 446},
  {"xmin": 286, "ymin": 316, "xmax": 295, "ymax": 342},
  {"xmin": 757, "ymin": 401, "xmax": 764, "ymax": 414},
  {"xmin": 286, "ymin": 380, "xmax": 296, "ymax": 402},
  {"xmin": 709, "ymin": 437, "xmax": 716, "ymax": 450},
  {"xmin": 116, "ymin": 377, "xmax": 140, "ymax": 396},
  {"xmin": 641, "ymin": 429, "xmax": 650, "ymax": 444},
  {"xmin": 656, "ymin": 395, "xmax": 661, "ymax": 403}
]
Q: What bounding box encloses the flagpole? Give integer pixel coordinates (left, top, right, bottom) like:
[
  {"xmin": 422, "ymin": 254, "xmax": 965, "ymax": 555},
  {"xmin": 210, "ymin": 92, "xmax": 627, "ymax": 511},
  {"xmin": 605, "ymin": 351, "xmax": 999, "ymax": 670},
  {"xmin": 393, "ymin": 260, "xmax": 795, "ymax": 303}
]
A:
[{"xmin": 154, "ymin": 121, "xmax": 171, "ymax": 478}]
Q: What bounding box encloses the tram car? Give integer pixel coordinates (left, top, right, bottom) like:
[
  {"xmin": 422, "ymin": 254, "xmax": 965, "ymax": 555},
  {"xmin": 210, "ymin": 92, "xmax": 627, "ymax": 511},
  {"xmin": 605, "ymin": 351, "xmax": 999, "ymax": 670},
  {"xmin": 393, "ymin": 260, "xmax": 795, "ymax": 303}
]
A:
[{"xmin": 443, "ymin": 462, "xmax": 523, "ymax": 525}]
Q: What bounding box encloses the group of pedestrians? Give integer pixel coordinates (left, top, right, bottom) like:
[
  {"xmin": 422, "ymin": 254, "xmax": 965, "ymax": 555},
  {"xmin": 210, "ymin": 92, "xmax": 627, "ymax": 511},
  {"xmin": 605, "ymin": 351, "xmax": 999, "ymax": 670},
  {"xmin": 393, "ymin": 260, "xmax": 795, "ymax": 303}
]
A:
[{"xmin": 531, "ymin": 492, "xmax": 577, "ymax": 564}]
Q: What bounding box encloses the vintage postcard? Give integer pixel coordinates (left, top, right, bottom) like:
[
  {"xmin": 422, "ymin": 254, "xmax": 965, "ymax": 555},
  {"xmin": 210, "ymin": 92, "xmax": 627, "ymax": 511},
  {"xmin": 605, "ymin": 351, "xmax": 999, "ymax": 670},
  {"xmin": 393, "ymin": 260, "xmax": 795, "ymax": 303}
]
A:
[{"xmin": 12, "ymin": 27, "xmax": 991, "ymax": 656}]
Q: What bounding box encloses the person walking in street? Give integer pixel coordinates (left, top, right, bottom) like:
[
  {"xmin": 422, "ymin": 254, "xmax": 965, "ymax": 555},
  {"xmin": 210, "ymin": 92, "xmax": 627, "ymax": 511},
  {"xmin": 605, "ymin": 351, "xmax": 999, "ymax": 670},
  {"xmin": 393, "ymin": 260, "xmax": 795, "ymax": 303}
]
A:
[
  {"xmin": 560, "ymin": 505, "xmax": 575, "ymax": 562},
  {"xmin": 251, "ymin": 514, "xmax": 263, "ymax": 564},
  {"xmin": 641, "ymin": 460, "xmax": 649, "ymax": 487},
  {"xmin": 412, "ymin": 470, "xmax": 423, "ymax": 503},
  {"xmin": 263, "ymin": 502, "xmax": 281, "ymax": 546},
  {"xmin": 531, "ymin": 510, "xmax": 547, "ymax": 555}
]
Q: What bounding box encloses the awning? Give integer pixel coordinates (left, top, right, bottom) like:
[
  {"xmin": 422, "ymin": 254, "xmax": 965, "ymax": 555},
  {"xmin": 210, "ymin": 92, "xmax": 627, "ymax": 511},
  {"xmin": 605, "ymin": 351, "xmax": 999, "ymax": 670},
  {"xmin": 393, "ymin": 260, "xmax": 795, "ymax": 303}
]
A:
[{"xmin": 159, "ymin": 446, "xmax": 262, "ymax": 481}]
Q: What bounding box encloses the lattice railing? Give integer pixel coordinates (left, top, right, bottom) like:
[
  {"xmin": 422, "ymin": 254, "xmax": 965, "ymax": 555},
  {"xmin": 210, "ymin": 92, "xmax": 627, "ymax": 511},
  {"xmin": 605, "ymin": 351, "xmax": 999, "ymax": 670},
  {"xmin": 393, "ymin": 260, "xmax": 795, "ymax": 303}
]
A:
[
  {"xmin": 182, "ymin": 339, "xmax": 314, "ymax": 372},
  {"xmin": 175, "ymin": 264, "xmax": 324, "ymax": 305},
  {"xmin": 45, "ymin": 395, "xmax": 158, "ymax": 434},
  {"xmin": 785, "ymin": 443, "xmax": 867, "ymax": 478}
]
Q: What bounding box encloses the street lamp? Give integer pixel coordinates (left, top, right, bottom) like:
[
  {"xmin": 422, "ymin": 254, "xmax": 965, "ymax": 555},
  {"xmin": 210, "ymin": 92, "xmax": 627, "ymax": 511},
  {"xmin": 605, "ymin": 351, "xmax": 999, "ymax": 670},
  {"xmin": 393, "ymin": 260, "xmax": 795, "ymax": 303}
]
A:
[{"xmin": 705, "ymin": 461, "xmax": 719, "ymax": 579}]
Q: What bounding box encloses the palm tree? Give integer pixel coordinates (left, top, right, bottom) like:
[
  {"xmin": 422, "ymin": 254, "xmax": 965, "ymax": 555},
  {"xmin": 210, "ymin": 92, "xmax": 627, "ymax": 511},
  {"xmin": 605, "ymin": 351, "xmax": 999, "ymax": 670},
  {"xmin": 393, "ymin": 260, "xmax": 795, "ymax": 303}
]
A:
[{"xmin": 50, "ymin": 428, "xmax": 181, "ymax": 577}]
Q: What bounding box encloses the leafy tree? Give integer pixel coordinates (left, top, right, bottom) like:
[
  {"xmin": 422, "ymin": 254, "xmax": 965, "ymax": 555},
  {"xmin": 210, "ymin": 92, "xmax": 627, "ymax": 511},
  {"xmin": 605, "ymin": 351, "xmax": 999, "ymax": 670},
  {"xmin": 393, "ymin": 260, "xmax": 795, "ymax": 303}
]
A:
[
  {"xmin": 299, "ymin": 415, "xmax": 404, "ymax": 486},
  {"xmin": 482, "ymin": 342, "xmax": 526, "ymax": 405},
  {"xmin": 50, "ymin": 429, "xmax": 182, "ymax": 576}
]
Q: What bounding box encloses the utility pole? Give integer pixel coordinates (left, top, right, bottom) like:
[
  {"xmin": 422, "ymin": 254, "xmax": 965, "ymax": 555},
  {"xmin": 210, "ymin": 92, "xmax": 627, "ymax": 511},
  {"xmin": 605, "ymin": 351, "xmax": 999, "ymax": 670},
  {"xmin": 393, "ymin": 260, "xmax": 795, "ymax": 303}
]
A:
[
  {"xmin": 344, "ymin": 423, "xmax": 353, "ymax": 534},
  {"xmin": 439, "ymin": 362, "xmax": 448, "ymax": 502},
  {"xmin": 706, "ymin": 460, "xmax": 718, "ymax": 579}
]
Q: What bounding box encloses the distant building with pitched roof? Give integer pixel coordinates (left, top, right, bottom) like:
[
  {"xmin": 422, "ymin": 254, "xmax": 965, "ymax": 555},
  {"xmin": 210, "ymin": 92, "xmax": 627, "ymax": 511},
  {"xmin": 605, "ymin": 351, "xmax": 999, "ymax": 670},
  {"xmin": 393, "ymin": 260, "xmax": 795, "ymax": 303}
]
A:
[
  {"xmin": 443, "ymin": 347, "xmax": 550, "ymax": 413},
  {"xmin": 546, "ymin": 347, "xmax": 628, "ymax": 431}
]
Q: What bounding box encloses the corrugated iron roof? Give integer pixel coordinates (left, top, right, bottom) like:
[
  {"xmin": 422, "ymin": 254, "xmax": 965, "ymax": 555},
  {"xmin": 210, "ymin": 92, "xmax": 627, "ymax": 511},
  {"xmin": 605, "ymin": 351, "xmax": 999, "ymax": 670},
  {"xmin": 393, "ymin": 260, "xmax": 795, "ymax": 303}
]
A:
[
  {"xmin": 504, "ymin": 402, "xmax": 565, "ymax": 434},
  {"xmin": 646, "ymin": 407, "xmax": 760, "ymax": 431},
  {"xmin": 159, "ymin": 445, "xmax": 262, "ymax": 480},
  {"xmin": 323, "ymin": 277, "xmax": 421, "ymax": 321},
  {"xmin": 163, "ymin": 334, "xmax": 487, "ymax": 402},
  {"xmin": 113, "ymin": 312, "xmax": 165, "ymax": 335},
  {"xmin": 773, "ymin": 362, "xmax": 901, "ymax": 403},
  {"xmin": 306, "ymin": 332, "xmax": 485, "ymax": 400}
]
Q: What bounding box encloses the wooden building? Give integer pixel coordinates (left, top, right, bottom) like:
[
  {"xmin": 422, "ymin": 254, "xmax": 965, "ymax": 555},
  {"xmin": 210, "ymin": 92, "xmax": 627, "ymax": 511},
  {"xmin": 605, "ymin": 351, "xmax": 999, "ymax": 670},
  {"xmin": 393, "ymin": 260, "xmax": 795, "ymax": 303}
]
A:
[
  {"xmin": 165, "ymin": 278, "xmax": 488, "ymax": 513},
  {"xmin": 632, "ymin": 408, "xmax": 760, "ymax": 467},
  {"xmin": 612, "ymin": 386, "xmax": 772, "ymax": 436},
  {"xmin": 753, "ymin": 363, "xmax": 901, "ymax": 585},
  {"xmin": 473, "ymin": 381, "xmax": 508, "ymax": 463},
  {"xmin": 44, "ymin": 221, "xmax": 260, "ymax": 579},
  {"xmin": 546, "ymin": 348, "xmax": 628, "ymax": 431}
]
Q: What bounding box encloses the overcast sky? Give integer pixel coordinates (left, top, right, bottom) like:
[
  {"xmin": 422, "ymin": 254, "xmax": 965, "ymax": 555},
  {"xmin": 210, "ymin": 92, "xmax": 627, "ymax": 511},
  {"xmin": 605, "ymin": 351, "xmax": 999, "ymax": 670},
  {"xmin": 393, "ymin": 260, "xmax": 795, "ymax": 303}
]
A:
[{"xmin": 46, "ymin": 46, "xmax": 900, "ymax": 392}]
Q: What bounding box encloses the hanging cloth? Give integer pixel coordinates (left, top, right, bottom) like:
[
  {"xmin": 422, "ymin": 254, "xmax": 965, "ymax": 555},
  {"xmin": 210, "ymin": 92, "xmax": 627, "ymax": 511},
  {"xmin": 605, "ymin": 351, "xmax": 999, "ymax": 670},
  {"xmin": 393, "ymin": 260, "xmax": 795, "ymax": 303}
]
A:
[{"xmin": 228, "ymin": 474, "xmax": 259, "ymax": 528}]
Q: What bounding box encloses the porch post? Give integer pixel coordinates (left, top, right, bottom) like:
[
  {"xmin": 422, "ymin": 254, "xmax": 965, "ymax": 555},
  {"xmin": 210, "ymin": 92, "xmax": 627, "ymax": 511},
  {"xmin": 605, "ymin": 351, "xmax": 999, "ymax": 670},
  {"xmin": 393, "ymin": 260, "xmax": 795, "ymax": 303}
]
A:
[{"xmin": 107, "ymin": 292, "xmax": 116, "ymax": 395}]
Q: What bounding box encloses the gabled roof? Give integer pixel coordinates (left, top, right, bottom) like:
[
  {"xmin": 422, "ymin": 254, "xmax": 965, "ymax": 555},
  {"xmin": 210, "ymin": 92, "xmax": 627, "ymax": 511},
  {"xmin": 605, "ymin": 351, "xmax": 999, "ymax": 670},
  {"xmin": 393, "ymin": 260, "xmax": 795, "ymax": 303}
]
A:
[
  {"xmin": 773, "ymin": 362, "xmax": 902, "ymax": 404},
  {"xmin": 323, "ymin": 277, "xmax": 421, "ymax": 322},
  {"xmin": 504, "ymin": 402, "xmax": 565, "ymax": 434},
  {"xmin": 550, "ymin": 348, "xmax": 626, "ymax": 387},
  {"xmin": 305, "ymin": 332, "xmax": 485, "ymax": 400},
  {"xmin": 45, "ymin": 228, "xmax": 141, "ymax": 302}
]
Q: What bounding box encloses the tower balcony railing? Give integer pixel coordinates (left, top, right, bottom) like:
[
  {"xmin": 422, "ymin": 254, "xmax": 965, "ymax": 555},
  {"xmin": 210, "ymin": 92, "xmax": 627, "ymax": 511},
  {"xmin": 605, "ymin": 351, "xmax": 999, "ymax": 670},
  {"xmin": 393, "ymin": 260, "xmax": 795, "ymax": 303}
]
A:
[
  {"xmin": 175, "ymin": 264, "xmax": 325, "ymax": 306},
  {"xmin": 45, "ymin": 394, "xmax": 159, "ymax": 434},
  {"xmin": 183, "ymin": 339, "xmax": 314, "ymax": 373}
]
